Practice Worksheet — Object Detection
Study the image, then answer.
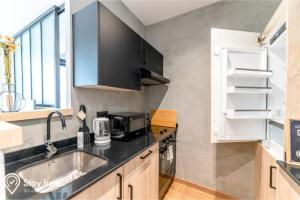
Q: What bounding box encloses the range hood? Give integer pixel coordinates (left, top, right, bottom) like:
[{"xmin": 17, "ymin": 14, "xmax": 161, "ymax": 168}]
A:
[{"xmin": 139, "ymin": 67, "xmax": 170, "ymax": 86}]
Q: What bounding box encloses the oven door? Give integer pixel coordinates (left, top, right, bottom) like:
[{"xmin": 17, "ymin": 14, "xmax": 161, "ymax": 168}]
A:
[{"xmin": 159, "ymin": 141, "xmax": 176, "ymax": 199}]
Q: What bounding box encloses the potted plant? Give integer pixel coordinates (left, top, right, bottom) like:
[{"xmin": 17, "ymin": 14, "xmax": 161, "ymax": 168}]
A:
[
  {"xmin": 0, "ymin": 35, "xmax": 24, "ymax": 112},
  {"xmin": 0, "ymin": 35, "xmax": 16, "ymax": 85}
]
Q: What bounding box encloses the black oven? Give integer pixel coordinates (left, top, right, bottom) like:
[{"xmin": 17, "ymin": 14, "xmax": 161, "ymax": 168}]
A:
[{"xmin": 159, "ymin": 131, "xmax": 176, "ymax": 199}]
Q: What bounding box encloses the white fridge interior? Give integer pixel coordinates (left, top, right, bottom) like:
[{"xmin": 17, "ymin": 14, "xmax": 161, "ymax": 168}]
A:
[{"xmin": 211, "ymin": 27, "xmax": 286, "ymax": 144}]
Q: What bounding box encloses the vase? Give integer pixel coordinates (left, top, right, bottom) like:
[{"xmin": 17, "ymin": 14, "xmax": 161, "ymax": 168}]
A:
[{"xmin": 0, "ymin": 84, "xmax": 25, "ymax": 112}]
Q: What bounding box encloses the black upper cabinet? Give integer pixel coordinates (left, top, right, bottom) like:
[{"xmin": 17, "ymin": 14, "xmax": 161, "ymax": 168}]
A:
[
  {"xmin": 73, "ymin": 2, "xmax": 165, "ymax": 91},
  {"xmin": 73, "ymin": 2, "xmax": 99, "ymax": 87},
  {"xmin": 141, "ymin": 39, "xmax": 163, "ymax": 75},
  {"xmin": 99, "ymin": 4, "xmax": 141, "ymax": 90},
  {"xmin": 73, "ymin": 2, "xmax": 141, "ymax": 90}
]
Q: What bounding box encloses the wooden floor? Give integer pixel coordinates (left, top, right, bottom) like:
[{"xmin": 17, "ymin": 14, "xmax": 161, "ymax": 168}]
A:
[{"xmin": 164, "ymin": 180, "xmax": 235, "ymax": 200}]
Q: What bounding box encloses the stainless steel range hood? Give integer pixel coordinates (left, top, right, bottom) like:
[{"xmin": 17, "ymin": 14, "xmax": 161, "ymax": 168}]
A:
[{"xmin": 139, "ymin": 67, "xmax": 170, "ymax": 86}]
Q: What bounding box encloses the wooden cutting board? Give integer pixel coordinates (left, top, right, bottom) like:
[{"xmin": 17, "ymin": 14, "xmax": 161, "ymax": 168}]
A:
[{"xmin": 151, "ymin": 109, "xmax": 177, "ymax": 128}]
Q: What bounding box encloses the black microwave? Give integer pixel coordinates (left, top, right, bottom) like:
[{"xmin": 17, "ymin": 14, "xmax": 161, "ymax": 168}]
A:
[{"xmin": 107, "ymin": 112, "xmax": 148, "ymax": 141}]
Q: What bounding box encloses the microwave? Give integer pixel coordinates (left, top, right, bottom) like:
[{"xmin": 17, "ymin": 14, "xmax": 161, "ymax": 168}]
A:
[{"xmin": 107, "ymin": 112, "xmax": 148, "ymax": 141}]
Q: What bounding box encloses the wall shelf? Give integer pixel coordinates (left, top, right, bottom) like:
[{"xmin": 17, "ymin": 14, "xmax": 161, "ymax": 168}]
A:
[
  {"xmin": 228, "ymin": 68, "xmax": 273, "ymax": 78},
  {"xmin": 226, "ymin": 109, "xmax": 272, "ymax": 119},
  {"xmin": 227, "ymin": 86, "xmax": 272, "ymax": 94}
]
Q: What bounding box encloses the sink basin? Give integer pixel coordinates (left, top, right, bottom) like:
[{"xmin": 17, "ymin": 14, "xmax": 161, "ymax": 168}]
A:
[{"xmin": 17, "ymin": 150, "xmax": 107, "ymax": 193}]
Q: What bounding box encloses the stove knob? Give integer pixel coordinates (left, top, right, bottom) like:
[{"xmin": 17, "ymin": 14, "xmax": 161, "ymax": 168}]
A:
[
  {"xmin": 164, "ymin": 128, "xmax": 167, "ymax": 132},
  {"xmin": 160, "ymin": 130, "xmax": 164, "ymax": 135},
  {"xmin": 159, "ymin": 147, "xmax": 164, "ymax": 153},
  {"xmin": 169, "ymin": 135, "xmax": 176, "ymax": 142}
]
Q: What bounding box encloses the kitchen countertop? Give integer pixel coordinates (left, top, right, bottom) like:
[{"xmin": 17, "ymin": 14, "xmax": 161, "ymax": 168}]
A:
[
  {"xmin": 277, "ymin": 160, "xmax": 300, "ymax": 186},
  {"xmin": 5, "ymin": 126, "xmax": 176, "ymax": 200}
]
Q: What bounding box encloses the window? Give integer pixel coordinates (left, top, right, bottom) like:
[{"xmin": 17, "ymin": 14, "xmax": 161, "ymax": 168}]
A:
[{"xmin": 13, "ymin": 5, "xmax": 66, "ymax": 108}]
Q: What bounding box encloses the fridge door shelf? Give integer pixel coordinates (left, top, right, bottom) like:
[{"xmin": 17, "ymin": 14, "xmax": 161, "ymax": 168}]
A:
[
  {"xmin": 228, "ymin": 68, "xmax": 273, "ymax": 78},
  {"xmin": 227, "ymin": 86, "xmax": 272, "ymax": 94},
  {"xmin": 226, "ymin": 109, "xmax": 272, "ymax": 119}
]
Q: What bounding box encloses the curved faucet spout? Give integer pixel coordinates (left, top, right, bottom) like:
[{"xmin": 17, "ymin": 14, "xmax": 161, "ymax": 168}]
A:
[
  {"xmin": 47, "ymin": 111, "xmax": 67, "ymax": 142},
  {"xmin": 46, "ymin": 111, "xmax": 66, "ymax": 158}
]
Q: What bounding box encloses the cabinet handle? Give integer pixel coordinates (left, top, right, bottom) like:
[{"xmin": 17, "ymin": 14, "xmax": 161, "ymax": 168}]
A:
[
  {"xmin": 117, "ymin": 173, "xmax": 122, "ymax": 200},
  {"xmin": 269, "ymin": 166, "xmax": 277, "ymax": 189},
  {"xmin": 128, "ymin": 184, "xmax": 133, "ymax": 200},
  {"xmin": 140, "ymin": 150, "xmax": 153, "ymax": 159}
]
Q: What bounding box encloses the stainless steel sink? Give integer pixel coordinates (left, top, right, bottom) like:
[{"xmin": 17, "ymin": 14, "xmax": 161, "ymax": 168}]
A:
[{"xmin": 17, "ymin": 150, "xmax": 107, "ymax": 193}]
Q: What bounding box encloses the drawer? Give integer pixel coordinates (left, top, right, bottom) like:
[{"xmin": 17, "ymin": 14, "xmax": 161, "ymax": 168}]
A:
[{"xmin": 124, "ymin": 143, "xmax": 158, "ymax": 178}]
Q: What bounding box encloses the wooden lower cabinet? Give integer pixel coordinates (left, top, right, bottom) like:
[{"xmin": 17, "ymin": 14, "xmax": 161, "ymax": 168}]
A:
[
  {"xmin": 255, "ymin": 143, "xmax": 277, "ymax": 200},
  {"xmin": 123, "ymin": 149, "xmax": 159, "ymax": 200},
  {"xmin": 276, "ymin": 167, "xmax": 300, "ymax": 200},
  {"xmin": 71, "ymin": 167, "xmax": 123, "ymax": 200},
  {"xmin": 71, "ymin": 144, "xmax": 159, "ymax": 200}
]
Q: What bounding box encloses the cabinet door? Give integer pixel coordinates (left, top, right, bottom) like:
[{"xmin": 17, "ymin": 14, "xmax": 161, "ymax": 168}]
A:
[
  {"xmin": 124, "ymin": 151, "xmax": 159, "ymax": 200},
  {"xmin": 255, "ymin": 144, "xmax": 277, "ymax": 200},
  {"xmin": 276, "ymin": 168, "xmax": 300, "ymax": 200},
  {"xmin": 71, "ymin": 167, "xmax": 123, "ymax": 200},
  {"xmin": 99, "ymin": 4, "xmax": 141, "ymax": 90},
  {"xmin": 141, "ymin": 39, "xmax": 163, "ymax": 75},
  {"xmin": 73, "ymin": 1, "xmax": 99, "ymax": 87},
  {"xmin": 211, "ymin": 28, "xmax": 268, "ymax": 143}
]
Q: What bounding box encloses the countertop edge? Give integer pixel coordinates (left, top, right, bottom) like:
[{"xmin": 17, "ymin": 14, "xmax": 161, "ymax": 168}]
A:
[{"xmin": 276, "ymin": 160, "xmax": 300, "ymax": 186}]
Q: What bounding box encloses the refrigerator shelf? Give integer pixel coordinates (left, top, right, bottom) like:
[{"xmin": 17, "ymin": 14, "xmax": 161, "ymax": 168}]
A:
[
  {"xmin": 227, "ymin": 86, "xmax": 272, "ymax": 94},
  {"xmin": 228, "ymin": 68, "xmax": 273, "ymax": 78},
  {"xmin": 226, "ymin": 109, "xmax": 272, "ymax": 119}
]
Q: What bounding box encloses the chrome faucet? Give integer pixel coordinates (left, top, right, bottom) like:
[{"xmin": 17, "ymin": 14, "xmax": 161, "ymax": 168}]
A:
[{"xmin": 46, "ymin": 111, "xmax": 66, "ymax": 158}]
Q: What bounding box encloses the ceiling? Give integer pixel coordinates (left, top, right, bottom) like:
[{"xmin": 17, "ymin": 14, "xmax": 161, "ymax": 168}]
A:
[
  {"xmin": 121, "ymin": 0, "xmax": 221, "ymax": 26},
  {"xmin": 0, "ymin": 0, "xmax": 64, "ymax": 36}
]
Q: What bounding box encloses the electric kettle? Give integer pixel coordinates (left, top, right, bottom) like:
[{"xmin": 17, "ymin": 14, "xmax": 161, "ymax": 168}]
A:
[{"xmin": 93, "ymin": 117, "xmax": 111, "ymax": 145}]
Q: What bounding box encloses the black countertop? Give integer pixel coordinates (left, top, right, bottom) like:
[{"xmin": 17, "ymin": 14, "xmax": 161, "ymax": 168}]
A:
[
  {"xmin": 5, "ymin": 126, "xmax": 176, "ymax": 200},
  {"xmin": 277, "ymin": 160, "xmax": 300, "ymax": 186}
]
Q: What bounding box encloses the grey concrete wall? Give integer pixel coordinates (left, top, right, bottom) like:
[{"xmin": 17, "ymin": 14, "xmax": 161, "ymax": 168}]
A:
[
  {"xmin": 145, "ymin": 1, "xmax": 280, "ymax": 199},
  {"xmin": 4, "ymin": 0, "xmax": 146, "ymax": 152}
]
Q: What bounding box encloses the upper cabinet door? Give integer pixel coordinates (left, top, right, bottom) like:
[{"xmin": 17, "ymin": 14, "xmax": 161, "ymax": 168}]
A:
[
  {"xmin": 99, "ymin": 4, "xmax": 141, "ymax": 90},
  {"xmin": 73, "ymin": 2, "xmax": 99, "ymax": 87},
  {"xmin": 73, "ymin": 2, "xmax": 141, "ymax": 91},
  {"xmin": 141, "ymin": 39, "xmax": 163, "ymax": 75}
]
